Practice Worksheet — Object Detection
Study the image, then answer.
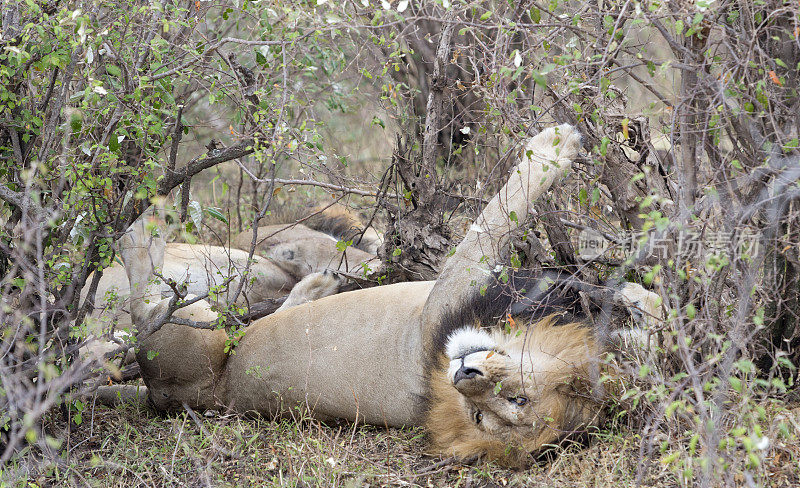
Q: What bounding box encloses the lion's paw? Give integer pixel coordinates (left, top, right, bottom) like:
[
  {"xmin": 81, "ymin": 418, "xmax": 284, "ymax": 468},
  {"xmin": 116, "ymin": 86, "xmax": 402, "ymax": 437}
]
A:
[
  {"xmin": 615, "ymin": 282, "xmax": 663, "ymax": 328},
  {"xmin": 306, "ymin": 269, "xmax": 342, "ymax": 298},
  {"xmin": 526, "ymin": 124, "xmax": 582, "ymax": 165},
  {"xmin": 277, "ymin": 270, "xmax": 342, "ymax": 311}
]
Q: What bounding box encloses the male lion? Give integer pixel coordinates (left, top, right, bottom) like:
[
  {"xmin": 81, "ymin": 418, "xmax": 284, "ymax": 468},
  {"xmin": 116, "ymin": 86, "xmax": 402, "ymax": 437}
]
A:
[{"xmin": 119, "ymin": 125, "xmax": 661, "ymax": 465}]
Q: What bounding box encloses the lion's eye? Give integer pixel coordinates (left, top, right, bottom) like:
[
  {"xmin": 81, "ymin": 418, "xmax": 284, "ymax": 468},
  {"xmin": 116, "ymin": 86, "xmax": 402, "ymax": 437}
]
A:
[
  {"xmin": 508, "ymin": 396, "xmax": 528, "ymax": 406},
  {"xmin": 474, "ymin": 410, "xmax": 483, "ymax": 424}
]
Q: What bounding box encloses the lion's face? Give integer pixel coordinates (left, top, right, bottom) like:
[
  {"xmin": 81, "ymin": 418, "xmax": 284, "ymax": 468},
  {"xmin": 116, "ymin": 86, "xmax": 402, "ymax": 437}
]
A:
[
  {"xmin": 427, "ymin": 319, "xmax": 603, "ymax": 466},
  {"xmin": 447, "ymin": 342, "xmax": 545, "ymax": 446}
]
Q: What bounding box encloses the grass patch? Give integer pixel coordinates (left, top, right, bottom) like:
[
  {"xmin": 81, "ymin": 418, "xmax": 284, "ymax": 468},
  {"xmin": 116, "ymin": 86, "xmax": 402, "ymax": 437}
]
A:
[{"xmin": 2, "ymin": 398, "xmax": 799, "ymax": 487}]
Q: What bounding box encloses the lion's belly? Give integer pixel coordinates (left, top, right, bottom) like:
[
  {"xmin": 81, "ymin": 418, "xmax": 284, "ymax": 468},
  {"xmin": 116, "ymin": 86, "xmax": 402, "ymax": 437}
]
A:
[{"xmin": 225, "ymin": 281, "xmax": 435, "ymax": 427}]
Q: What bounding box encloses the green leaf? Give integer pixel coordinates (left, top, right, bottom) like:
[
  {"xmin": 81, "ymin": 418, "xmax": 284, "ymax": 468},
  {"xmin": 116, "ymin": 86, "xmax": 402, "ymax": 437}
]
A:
[
  {"xmin": 109, "ymin": 133, "xmax": 120, "ymax": 152},
  {"xmin": 188, "ymin": 200, "xmax": 203, "ymax": 226},
  {"xmin": 734, "ymin": 359, "xmax": 754, "ymax": 374},
  {"xmin": 336, "ymin": 239, "xmax": 353, "ymax": 252},
  {"xmin": 205, "ymin": 207, "xmax": 228, "ymax": 224},
  {"xmin": 665, "ymin": 400, "xmax": 681, "ymax": 417},
  {"xmin": 599, "ymin": 136, "xmax": 610, "ymax": 156},
  {"xmin": 531, "ymin": 70, "xmax": 546, "ymax": 88},
  {"xmin": 12, "ymin": 277, "xmax": 26, "ymax": 290},
  {"xmin": 480, "ymin": 11, "xmax": 492, "ymax": 21},
  {"xmin": 371, "ymin": 115, "xmax": 385, "ymax": 128}
]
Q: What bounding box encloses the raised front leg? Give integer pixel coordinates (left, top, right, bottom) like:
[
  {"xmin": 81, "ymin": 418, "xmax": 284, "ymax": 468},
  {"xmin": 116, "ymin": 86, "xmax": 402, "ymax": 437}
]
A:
[
  {"xmin": 421, "ymin": 125, "xmax": 582, "ymax": 345},
  {"xmin": 119, "ymin": 220, "xmax": 227, "ymax": 412},
  {"xmin": 118, "ymin": 220, "xmax": 169, "ymax": 331}
]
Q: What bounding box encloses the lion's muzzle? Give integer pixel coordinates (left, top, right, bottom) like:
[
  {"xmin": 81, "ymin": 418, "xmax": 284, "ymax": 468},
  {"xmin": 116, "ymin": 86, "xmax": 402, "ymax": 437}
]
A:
[{"xmin": 452, "ymin": 360, "xmax": 483, "ymax": 385}]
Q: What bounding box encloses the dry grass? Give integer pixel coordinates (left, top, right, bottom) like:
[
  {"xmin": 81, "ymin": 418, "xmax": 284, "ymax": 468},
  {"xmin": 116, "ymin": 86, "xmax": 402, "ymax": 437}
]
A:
[{"xmin": 4, "ymin": 393, "xmax": 797, "ymax": 487}]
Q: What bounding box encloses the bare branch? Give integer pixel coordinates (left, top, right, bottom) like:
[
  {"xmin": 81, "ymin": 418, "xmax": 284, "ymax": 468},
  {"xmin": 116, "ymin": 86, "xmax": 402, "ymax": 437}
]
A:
[{"xmin": 157, "ymin": 138, "xmax": 259, "ymax": 196}]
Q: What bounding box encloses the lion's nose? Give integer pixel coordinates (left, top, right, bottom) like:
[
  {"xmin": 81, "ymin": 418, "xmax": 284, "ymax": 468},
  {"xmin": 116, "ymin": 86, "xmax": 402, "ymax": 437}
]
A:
[{"xmin": 453, "ymin": 365, "xmax": 483, "ymax": 385}]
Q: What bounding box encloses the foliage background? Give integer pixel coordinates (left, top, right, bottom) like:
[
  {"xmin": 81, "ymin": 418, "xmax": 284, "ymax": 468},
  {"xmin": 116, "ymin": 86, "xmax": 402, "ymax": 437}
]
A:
[{"xmin": 1, "ymin": 0, "xmax": 800, "ymax": 485}]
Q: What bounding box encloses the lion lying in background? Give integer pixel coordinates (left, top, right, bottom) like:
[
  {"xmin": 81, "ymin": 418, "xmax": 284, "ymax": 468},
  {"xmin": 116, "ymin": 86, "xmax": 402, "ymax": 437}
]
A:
[
  {"xmin": 78, "ymin": 242, "xmax": 295, "ymax": 362},
  {"xmin": 230, "ymin": 220, "xmax": 378, "ymax": 281},
  {"xmin": 79, "ymin": 208, "xmax": 376, "ymax": 361},
  {"xmin": 118, "ymin": 125, "xmax": 661, "ymax": 466}
]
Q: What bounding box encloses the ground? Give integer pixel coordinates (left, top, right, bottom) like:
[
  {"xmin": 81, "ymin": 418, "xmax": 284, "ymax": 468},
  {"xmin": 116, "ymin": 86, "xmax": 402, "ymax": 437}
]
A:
[{"xmin": 4, "ymin": 394, "xmax": 800, "ymax": 487}]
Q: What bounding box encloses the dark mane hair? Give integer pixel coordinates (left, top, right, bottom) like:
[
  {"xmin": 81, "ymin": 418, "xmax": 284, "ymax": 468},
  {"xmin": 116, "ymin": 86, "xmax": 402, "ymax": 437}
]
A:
[
  {"xmin": 428, "ymin": 269, "xmax": 628, "ymax": 369},
  {"xmin": 305, "ymin": 210, "xmax": 374, "ymax": 252},
  {"xmin": 257, "ymin": 202, "xmax": 376, "ymax": 252}
]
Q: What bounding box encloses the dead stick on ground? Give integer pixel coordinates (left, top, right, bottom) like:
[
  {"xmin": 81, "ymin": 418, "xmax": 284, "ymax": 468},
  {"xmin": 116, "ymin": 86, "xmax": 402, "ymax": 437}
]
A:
[{"xmin": 182, "ymin": 402, "xmax": 240, "ymax": 460}]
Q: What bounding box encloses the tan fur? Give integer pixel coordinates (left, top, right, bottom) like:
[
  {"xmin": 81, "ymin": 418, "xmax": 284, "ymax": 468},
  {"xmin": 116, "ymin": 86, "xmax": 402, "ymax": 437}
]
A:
[
  {"xmin": 231, "ymin": 225, "xmax": 377, "ymax": 280},
  {"xmin": 308, "ymin": 203, "xmax": 383, "ymax": 254},
  {"xmin": 236, "ymin": 202, "xmax": 380, "ymax": 253},
  {"xmin": 263, "ymin": 237, "xmax": 378, "ymax": 280},
  {"xmin": 118, "ymin": 125, "xmax": 660, "ymax": 464},
  {"xmin": 117, "ymin": 225, "xmax": 230, "ymax": 410},
  {"xmin": 224, "ymin": 281, "xmax": 434, "ymax": 425},
  {"xmin": 79, "ymin": 242, "xmax": 297, "ymax": 343},
  {"xmin": 275, "ymin": 270, "xmax": 341, "ymax": 311},
  {"xmin": 231, "ymin": 223, "xmax": 334, "ymax": 251},
  {"xmin": 135, "ymin": 302, "xmax": 229, "ymax": 411}
]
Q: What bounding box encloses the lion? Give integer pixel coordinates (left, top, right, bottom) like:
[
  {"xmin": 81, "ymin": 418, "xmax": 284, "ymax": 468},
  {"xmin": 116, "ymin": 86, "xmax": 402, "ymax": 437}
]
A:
[
  {"xmin": 79, "ymin": 212, "xmax": 371, "ymax": 365},
  {"xmin": 118, "ymin": 125, "xmax": 662, "ymax": 465},
  {"xmin": 422, "ymin": 268, "xmax": 661, "ymax": 464},
  {"xmin": 78, "ymin": 241, "xmax": 296, "ymax": 363},
  {"xmin": 231, "ymin": 222, "xmax": 378, "ymax": 281},
  {"xmin": 83, "ymin": 212, "xmax": 375, "ymax": 339},
  {"xmin": 80, "ymin": 243, "xmax": 297, "ymax": 325},
  {"xmin": 232, "ymin": 202, "xmax": 382, "ymax": 254},
  {"xmin": 80, "ymin": 218, "xmax": 372, "ymax": 354}
]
